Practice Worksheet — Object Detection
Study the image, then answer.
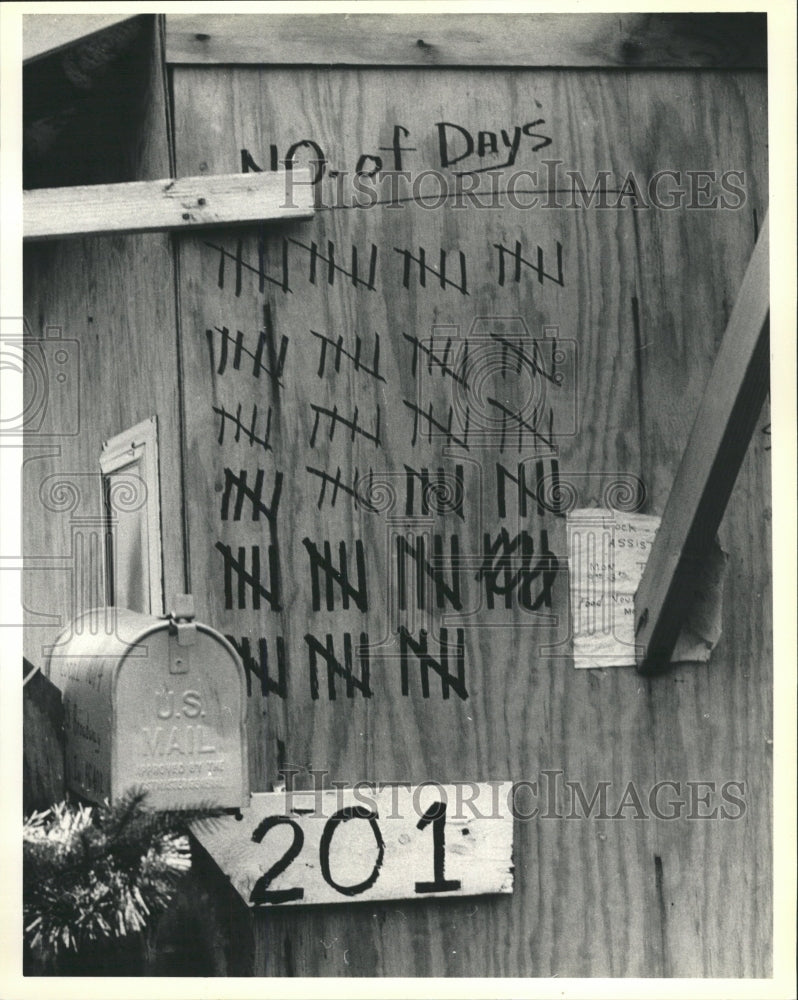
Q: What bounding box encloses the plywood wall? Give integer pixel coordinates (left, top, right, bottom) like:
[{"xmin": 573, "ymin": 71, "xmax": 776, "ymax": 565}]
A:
[
  {"xmin": 22, "ymin": 18, "xmax": 183, "ymax": 666},
  {"xmin": 165, "ymin": 62, "xmax": 770, "ymax": 976},
  {"xmin": 21, "ymin": 14, "xmax": 771, "ymax": 979}
]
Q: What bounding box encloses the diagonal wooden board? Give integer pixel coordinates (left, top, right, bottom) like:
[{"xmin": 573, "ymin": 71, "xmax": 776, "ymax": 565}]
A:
[
  {"xmin": 634, "ymin": 213, "xmax": 769, "ymax": 673},
  {"xmin": 23, "ymin": 13, "xmax": 141, "ymax": 64},
  {"xmin": 192, "ymin": 783, "xmax": 514, "ymax": 907}
]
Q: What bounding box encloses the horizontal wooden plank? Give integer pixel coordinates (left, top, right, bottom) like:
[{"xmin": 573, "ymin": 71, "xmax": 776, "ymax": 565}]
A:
[
  {"xmin": 165, "ymin": 13, "xmax": 766, "ymax": 68},
  {"xmin": 23, "ymin": 13, "xmax": 141, "ymax": 64},
  {"xmin": 23, "ymin": 170, "xmax": 314, "ymax": 241},
  {"xmin": 634, "ymin": 214, "xmax": 770, "ymax": 674},
  {"xmin": 192, "ymin": 784, "xmax": 514, "ymax": 907}
]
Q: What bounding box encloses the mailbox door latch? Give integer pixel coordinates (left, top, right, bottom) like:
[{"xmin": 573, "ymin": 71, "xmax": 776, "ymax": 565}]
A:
[
  {"xmin": 165, "ymin": 594, "xmax": 197, "ymax": 667},
  {"xmin": 169, "ymin": 643, "xmax": 190, "ymax": 674}
]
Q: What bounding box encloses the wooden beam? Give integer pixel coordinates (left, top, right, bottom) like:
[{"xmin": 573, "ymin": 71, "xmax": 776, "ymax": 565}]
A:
[
  {"xmin": 23, "ymin": 170, "xmax": 313, "ymax": 242},
  {"xmin": 23, "ymin": 14, "xmax": 141, "ymax": 64},
  {"xmin": 165, "ymin": 13, "xmax": 767, "ymax": 68},
  {"xmin": 634, "ymin": 214, "xmax": 770, "ymax": 674}
]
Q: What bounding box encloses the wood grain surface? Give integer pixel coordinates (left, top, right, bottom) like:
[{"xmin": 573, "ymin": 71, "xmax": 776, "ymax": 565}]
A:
[
  {"xmin": 20, "ymin": 15, "xmax": 773, "ymax": 978},
  {"xmin": 23, "ymin": 13, "xmax": 141, "ymax": 64},
  {"xmin": 24, "ymin": 170, "xmax": 314, "ymax": 242},
  {"xmin": 165, "ymin": 13, "xmax": 767, "ymax": 69},
  {"xmin": 167, "ymin": 63, "xmax": 770, "ymax": 976},
  {"xmin": 22, "ymin": 19, "xmax": 183, "ymax": 669},
  {"xmin": 23, "ymin": 667, "xmax": 65, "ymax": 814},
  {"xmin": 635, "ymin": 215, "xmax": 769, "ymax": 671},
  {"xmin": 194, "ymin": 784, "xmax": 514, "ymax": 908}
]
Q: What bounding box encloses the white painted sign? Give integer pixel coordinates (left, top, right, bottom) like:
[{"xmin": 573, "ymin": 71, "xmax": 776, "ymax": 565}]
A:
[{"xmin": 192, "ymin": 782, "xmax": 514, "ymax": 907}]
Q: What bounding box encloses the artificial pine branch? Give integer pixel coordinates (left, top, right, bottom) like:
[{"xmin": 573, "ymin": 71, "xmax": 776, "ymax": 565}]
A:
[{"xmin": 23, "ymin": 790, "xmax": 225, "ymax": 961}]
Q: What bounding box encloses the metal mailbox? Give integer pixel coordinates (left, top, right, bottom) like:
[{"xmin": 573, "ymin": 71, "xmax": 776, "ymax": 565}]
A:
[{"xmin": 47, "ymin": 599, "xmax": 249, "ymax": 810}]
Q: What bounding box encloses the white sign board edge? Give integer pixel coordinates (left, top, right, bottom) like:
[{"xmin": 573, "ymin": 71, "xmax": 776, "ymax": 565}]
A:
[{"xmin": 192, "ymin": 781, "xmax": 515, "ymax": 908}]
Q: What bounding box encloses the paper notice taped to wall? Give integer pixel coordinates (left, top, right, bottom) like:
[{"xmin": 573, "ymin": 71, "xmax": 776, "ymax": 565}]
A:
[{"xmin": 567, "ymin": 509, "xmax": 727, "ymax": 669}]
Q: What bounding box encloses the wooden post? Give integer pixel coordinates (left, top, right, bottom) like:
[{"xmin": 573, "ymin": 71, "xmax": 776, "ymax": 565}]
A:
[{"xmin": 634, "ymin": 214, "xmax": 770, "ymax": 673}]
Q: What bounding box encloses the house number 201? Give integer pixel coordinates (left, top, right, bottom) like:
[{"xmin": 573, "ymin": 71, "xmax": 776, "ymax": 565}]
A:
[{"xmin": 248, "ymin": 801, "xmax": 461, "ymax": 905}]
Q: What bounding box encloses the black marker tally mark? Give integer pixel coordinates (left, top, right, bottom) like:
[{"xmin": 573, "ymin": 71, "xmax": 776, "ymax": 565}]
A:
[
  {"xmin": 393, "ymin": 247, "xmax": 468, "ymax": 295},
  {"xmin": 496, "ymin": 458, "xmax": 562, "ymax": 518},
  {"xmin": 476, "ymin": 528, "xmax": 559, "ymax": 611},
  {"xmin": 398, "ymin": 626, "xmax": 467, "ymax": 700},
  {"xmin": 403, "ymin": 400, "xmax": 470, "ymax": 450},
  {"xmin": 207, "ymin": 238, "xmax": 290, "ymax": 296},
  {"xmin": 396, "ymin": 534, "xmax": 462, "ymax": 611},
  {"xmin": 305, "ymin": 632, "xmax": 372, "ymax": 700},
  {"xmin": 306, "ymin": 465, "xmax": 376, "ymax": 511},
  {"xmin": 225, "ymin": 634, "xmax": 288, "ymax": 698},
  {"xmin": 213, "ymin": 403, "xmax": 273, "ymax": 451},
  {"xmin": 493, "ymin": 239, "xmax": 563, "ymax": 287},
  {"xmin": 485, "ymin": 398, "xmax": 554, "ymax": 453},
  {"xmin": 303, "ymin": 537, "xmax": 368, "ymax": 613},
  {"xmin": 402, "ymin": 333, "xmax": 469, "ymax": 388},
  {"xmin": 215, "ymin": 542, "xmax": 281, "ymax": 611},
  {"xmin": 220, "ymin": 468, "xmax": 283, "ymax": 534},
  {"xmin": 311, "ymin": 329, "xmax": 386, "ymax": 384},
  {"xmin": 288, "ymin": 237, "xmax": 378, "ymax": 290},
  {"xmin": 309, "ymin": 404, "xmax": 381, "ymax": 449}
]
